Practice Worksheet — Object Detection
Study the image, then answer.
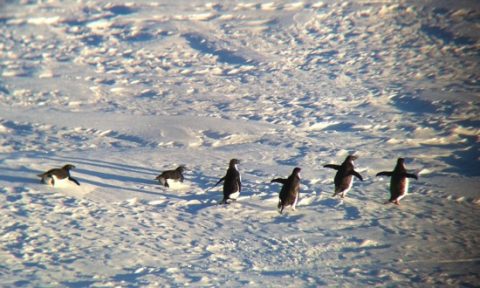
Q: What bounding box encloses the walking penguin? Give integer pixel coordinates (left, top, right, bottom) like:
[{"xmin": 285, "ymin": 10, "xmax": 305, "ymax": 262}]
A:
[
  {"xmin": 323, "ymin": 155, "xmax": 363, "ymax": 198},
  {"xmin": 376, "ymin": 158, "xmax": 418, "ymax": 205},
  {"xmin": 213, "ymin": 159, "xmax": 241, "ymax": 204},
  {"xmin": 271, "ymin": 167, "xmax": 301, "ymax": 214}
]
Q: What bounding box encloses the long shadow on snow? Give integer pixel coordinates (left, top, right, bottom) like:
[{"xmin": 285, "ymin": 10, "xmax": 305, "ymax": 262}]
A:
[
  {"xmin": 318, "ymin": 198, "xmax": 361, "ymax": 220},
  {"xmin": 439, "ymin": 137, "xmax": 480, "ymax": 177},
  {"xmin": 183, "ymin": 33, "xmax": 253, "ymax": 66},
  {"xmin": 79, "ymin": 176, "xmax": 161, "ymax": 197},
  {"xmin": 43, "ymin": 154, "xmax": 231, "ymax": 204},
  {"xmin": 45, "ymin": 155, "xmax": 158, "ymax": 175},
  {"xmin": 176, "ymin": 171, "xmax": 275, "ymax": 215},
  {"xmin": 391, "ymin": 92, "xmax": 437, "ymax": 114},
  {"xmin": 76, "ymin": 168, "xmax": 154, "ymax": 186},
  {"xmin": 36, "ymin": 157, "xmax": 161, "ymax": 196},
  {"xmin": 0, "ymin": 166, "xmax": 42, "ymax": 185}
]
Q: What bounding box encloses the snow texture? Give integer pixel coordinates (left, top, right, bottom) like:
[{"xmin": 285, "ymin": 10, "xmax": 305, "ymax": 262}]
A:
[{"xmin": 0, "ymin": 0, "xmax": 479, "ymax": 287}]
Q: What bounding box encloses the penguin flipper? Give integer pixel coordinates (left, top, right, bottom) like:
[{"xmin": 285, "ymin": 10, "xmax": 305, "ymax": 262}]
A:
[
  {"xmin": 324, "ymin": 164, "xmax": 341, "ymax": 170},
  {"xmin": 376, "ymin": 171, "xmax": 393, "ymax": 177},
  {"xmin": 214, "ymin": 176, "xmax": 225, "ymax": 187},
  {"xmin": 219, "ymin": 197, "xmax": 232, "ymax": 205},
  {"xmin": 271, "ymin": 178, "xmax": 287, "ymax": 184},
  {"xmin": 69, "ymin": 177, "xmax": 80, "ymax": 186},
  {"xmin": 405, "ymin": 173, "xmax": 418, "ymax": 180},
  {"xmin": 352, "ymin": 171, "xmax": 363, "ymax": 181}
]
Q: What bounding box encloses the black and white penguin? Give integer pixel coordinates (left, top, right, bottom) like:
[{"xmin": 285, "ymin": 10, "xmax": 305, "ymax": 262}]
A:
[
  {"xmin": 155, "ymin": 165, "xmax": 187, "ymax": 188},
  {"xmin": 271, "ymin": 167, "xmax": 301, "ymax": 214},
  {"xmin": 323, "ymin": 155, "xmax": 363, "ymax": 198},
  {"xmin": 37, "ymin": 164, "xmax": 80, "ymax": 186},
  {"xmin": 214, "ymin": 159, "xmax": 241, "ymax": 204},
  {"xmin": 376, "ymin": 158, "xmax": 418, "ymax": 205}
]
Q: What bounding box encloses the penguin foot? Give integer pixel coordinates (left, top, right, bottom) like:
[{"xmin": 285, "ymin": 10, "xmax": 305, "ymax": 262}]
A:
[{"xmin": 219, "ymin": 198, "xmax": 236, "ymax": 205}]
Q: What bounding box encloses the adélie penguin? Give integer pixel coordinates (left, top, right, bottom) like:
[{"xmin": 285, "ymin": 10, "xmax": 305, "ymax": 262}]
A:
[
  {"xmin": 37, "ymin": 164, "xmax": 80, "ymax": 186},
  {"xmin": 376, "ymin": 158, "xmax": 418, "ymax": 205},
  {"xmin": 214, "ymin": 159, "xmax": 241, "ymax": 204},
  {"xmin": 155, "ymin": 165, "xmax": 187, "ymax": 188},
  {"xmin": 271, "ymin": 167, "xmax": 301, "ymax": 214},
  {"xmin": 323, "ymin": 155, "xmax": 363, "ymax": 198}
]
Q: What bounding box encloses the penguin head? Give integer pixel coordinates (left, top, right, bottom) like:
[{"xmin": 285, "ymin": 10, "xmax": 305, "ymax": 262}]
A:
[
  {"xmin": 346, "ymin": 155, "xmax": 358, "ymax": 162},
  {"xmin": 62, "ymin": 164, "xmax": 76, "ymax": 171},
  {"xmin": 177, "ymin": 165, "xmax": 187, "ymax": 172},
  {"xmin": 292, "ymin": 167, "xmax": 301, "ymax": 178},
  {"xmin": 396, "ymin": 158, "xmax": 406, "ymax": 168},
  {"xmin": 229, "ymin": 159, "xmax": 240, "ymax": 166}
]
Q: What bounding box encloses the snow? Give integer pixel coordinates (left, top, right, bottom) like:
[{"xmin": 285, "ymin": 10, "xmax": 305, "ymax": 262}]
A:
[{"xmin": 1, "ymin": 0, "xmax": 479, "ymax": 286}]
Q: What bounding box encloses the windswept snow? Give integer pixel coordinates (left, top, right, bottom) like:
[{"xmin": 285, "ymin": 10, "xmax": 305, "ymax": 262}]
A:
[{"xmin": 0, "ymin": 0, "xmax": 479, "ymax": 287}]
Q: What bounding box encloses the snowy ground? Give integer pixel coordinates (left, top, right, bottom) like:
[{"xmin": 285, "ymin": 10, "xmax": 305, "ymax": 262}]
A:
[{"xmin": 1, "ymin": 0, "xmax": 479, "ymax": 287}]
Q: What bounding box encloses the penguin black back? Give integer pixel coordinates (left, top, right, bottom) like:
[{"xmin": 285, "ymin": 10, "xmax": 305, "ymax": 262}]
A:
[
  {"xmin": 216, "ymin": 159, "xmax": 241, "ymax": 204},
  {"xmin": 38, "ymin": 164, "xmax": 80, "ymax": 186},
  {"xmin": 324, "ymin": 155, "xmax": 363, "ymax": 198},
  {"xmin": 156, "ymin": 165, "xmax": 186, "ymax": 187},
  {"xmin": 272, "ymin": 167, "xmax": 301, "ymax": 213},
  {"xmin": 376, "ymin": 158, "xmax": 418, "ymax": 205}
]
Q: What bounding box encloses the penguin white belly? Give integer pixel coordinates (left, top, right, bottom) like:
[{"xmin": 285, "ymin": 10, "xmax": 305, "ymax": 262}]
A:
[
  {"xmin": 396, "ymin": 178, "xmax": 409, "ymax": 201},
  {"xmin": 292, "ymin": 193, "xmax": 299, "ymax": 210},
  {"xmin": 51, "ymin": 175, "xmax": 71, "ymax": 188},
  {"xmin": 229, "ymin": 191, "xmax": 240, "ymax": 200},
  {"xmin": 337, "ymin": 177, "xmax": 353, "ymax": 196},
  {"xmin": 345, "ymin": 177, "xmax": 353, "ymax": 192},
  {"xmin": 166, "ymin": 179, "xmax": 189, "ymax": 190}
]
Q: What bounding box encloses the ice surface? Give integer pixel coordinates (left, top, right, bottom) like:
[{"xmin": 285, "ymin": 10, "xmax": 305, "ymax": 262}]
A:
[{"xmin": 0, "ymin": 0, "xmax": 479, "ymax": 286}]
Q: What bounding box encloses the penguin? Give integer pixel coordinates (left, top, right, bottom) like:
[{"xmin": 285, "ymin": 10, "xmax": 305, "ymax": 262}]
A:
[
  {"xmin": 271, "ymin": 167, "xmax": 301, "ymax": 214},
  {"xmin": 214, "ymin": 159, "xmax": 241, "ymax": 204},
  {"xmin": 155, "ymin": 165, "xmax": 187, "ymax": 188},
  {"xmin": 37, "ymin": 164, "xmax": 80, "ymax": 186},
  {"xmin": 323, "ymin": 155, "xmax": 363, "ymax": 198},
  {"xmin": 376, "ymin": 158, "xmax": 418, "ymax": 205}
]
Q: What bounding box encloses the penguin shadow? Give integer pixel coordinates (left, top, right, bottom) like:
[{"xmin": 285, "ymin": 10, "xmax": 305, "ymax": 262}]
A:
[
  {"xmin": 76, "ymin": 168, "xmax": 154, "ymax": 186},
  {"xmin": 0, "ymin": 166, "xmax": 42, "ymax": 185},
  {"xmin": 177, "ymin": 171, "xmax": 284, "ymax": 215},
  {"xmin": 183, "ymin": 32, "xmax": 254, "ymax": 66},
  {"xmin": 440, "ymin": 137, "xmax": 480, "ymax": 177},
  {"xmin": 45, "ymin": 155, "xmax": 157, "ymax": 175},
  {"xmin": 318, "ymin": 197, "xmax": 361, "ymax": 220},
  {"xmin": 272, "ymin": 213, "xmax": 304, "ymax": 223},
  {"xmin": 42, "ymin": 155, "xmax": 162, "ymax": 196},
  {"xmin": 152, "ymin": 171, "xmax": 228, "ymax": 214}
]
